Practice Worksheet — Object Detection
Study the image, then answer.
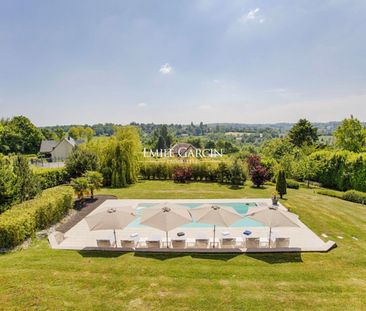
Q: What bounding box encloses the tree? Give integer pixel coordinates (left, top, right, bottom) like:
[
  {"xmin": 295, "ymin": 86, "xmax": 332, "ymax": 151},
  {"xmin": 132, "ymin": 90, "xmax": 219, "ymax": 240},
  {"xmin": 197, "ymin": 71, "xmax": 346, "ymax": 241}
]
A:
[
  {"xmin": 0, "ymin": 116, "xmax": 44, "ymax": 154},
  {"xmin": 205, "ymin": 140, "xmax": 216, "ymax": 149},
  {"xmin": 172, "ymin": 166, "xmax": 192, "ymax": 183},
  {"xmin": 230, "ymin": 160, "xmax": 246, "ymax": 186},
  {"xmin": 83, "ymin": 127, "xmax": 95, "ymax": 142},
  {"xmin": 334, "ymin": 116, "xmax": 366, "ymax": 152},
  {"xmin": 68, "ymin": 127, "xmax": 82, "ymax": 140},
  {"xmin": 71, "ymin": 177, "xmax": 89, "ymax": 199},
  {"xmin": 156, "ymin": 135, "xmax": 166, "ymax": 151},
  {"xmin": 288, "ymin": 119, "xmax": 318, "ymax": 147},
  {"xmin": 217, "ymin": 162, "xmax": 230, "ymax": 183},
  {"xmin": 276, "ymin": 169, "xmax": 287, "ymax": 199},
  {"xmin": 247, "ymin": 154, "xmax": 261, "ymax": 171},
  {"xmin": 13, "ymin": 155, "xmax": 40, "ymax": 202},
  {"xmin": 41, "ymin": 128, "xmax": 58, "ymax": 141},
  {"xmin": 261, "ymin": 138, "xmax": 294, "ymax": 161},
  {"xmin": 0, "ymin": 155, "xmax": 17, "ymax": 211},
  {"xmin": 54, "ymin": 127, "xmax": 65, "ymax": 140},
  {"xmin": 65, "ymin": 148, "xmax": 99, "ymax": 178},
  {"xmin": 250, "ymin": 165, "xmax": 268, "ymax": 188},
  {"xmin": 85, "ymin": 171, "xmax": 103, "ymax": 199}
]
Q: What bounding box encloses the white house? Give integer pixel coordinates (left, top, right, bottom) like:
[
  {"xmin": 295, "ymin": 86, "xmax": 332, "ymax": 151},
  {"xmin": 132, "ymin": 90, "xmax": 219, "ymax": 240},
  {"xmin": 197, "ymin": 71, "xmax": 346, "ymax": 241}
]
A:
[{"xmin": 39, "ymin": 137, "xmax": 83, "ymax": 161}]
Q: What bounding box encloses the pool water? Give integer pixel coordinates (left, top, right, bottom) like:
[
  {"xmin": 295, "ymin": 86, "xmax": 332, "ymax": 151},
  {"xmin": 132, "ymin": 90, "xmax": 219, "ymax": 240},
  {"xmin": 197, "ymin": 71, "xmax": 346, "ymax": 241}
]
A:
[{"xmin": 127, "ymin": 202, "xmax": 263, "ymax": 228}]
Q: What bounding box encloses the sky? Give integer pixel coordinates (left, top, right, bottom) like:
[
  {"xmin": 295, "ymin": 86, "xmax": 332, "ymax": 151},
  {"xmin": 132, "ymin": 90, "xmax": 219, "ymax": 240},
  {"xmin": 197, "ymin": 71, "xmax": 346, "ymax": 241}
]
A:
[{"xmin": 0, "ymin": 0, "xmax": 366, "ymax": 126}]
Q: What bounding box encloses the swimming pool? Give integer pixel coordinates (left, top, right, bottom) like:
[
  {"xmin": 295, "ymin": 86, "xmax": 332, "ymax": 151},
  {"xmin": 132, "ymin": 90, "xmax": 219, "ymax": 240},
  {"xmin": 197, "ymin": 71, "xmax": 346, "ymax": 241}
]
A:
[{"xmin": 127, "ymin": 202, "xmax": 264, "ymax": 228}]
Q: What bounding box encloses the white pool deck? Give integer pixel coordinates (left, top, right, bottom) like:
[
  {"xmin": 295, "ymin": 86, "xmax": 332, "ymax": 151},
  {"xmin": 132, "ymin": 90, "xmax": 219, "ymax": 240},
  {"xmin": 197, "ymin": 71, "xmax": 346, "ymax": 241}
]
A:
[{"xmin": 49, "ymin": 199, "xmax": 336, "ymax": 253}]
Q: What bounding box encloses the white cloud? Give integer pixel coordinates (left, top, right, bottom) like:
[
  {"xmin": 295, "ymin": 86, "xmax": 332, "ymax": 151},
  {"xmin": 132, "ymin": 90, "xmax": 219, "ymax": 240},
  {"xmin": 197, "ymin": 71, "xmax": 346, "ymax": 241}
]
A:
[
  {"xmin": 159, "ymin": 63, "xmax": 173, "ymax": 74},
  {"xmin": 240, "ymin": 8, "xmax": 265, "ymax": 23},
  {"xmin": 137, "ymin": 102, "xmax": 147, "ymax": 107}
]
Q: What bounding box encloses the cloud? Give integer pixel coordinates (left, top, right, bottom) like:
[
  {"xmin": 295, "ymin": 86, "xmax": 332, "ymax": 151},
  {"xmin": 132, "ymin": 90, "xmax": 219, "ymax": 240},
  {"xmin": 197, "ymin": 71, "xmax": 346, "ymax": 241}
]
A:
[
  {"xmin": 137, "ymin": 102, "xmax": 147, "ymax": 107},
  {"xmin": 240, "ymin": 8, "xmax": 265, "ymax": 23},
  {"xmin": 159, "ymin": 63, "xmax": 173, "ymax": 74}
]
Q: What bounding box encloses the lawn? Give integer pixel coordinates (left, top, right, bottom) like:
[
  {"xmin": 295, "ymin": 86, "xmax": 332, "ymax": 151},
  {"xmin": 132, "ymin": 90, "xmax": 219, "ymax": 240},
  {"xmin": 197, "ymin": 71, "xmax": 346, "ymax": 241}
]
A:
[{"xmin": 1, "ymin": 181, "xmax": 366, "ymax": 310}]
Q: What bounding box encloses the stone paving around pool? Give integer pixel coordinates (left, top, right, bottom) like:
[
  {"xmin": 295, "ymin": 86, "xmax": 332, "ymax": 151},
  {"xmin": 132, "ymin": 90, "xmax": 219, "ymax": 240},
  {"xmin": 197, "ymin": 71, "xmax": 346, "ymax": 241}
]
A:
[{"xmin": 48, "ymin": 199, "xmax": 336, "ymax": 253}]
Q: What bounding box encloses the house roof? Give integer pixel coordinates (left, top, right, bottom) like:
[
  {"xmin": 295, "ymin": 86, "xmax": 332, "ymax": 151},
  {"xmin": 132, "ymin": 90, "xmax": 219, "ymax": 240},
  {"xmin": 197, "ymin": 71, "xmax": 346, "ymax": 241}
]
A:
[
  {"xmin": 171, "ymin": 143, "xmax": 197, "ymax": 155},
  {"xmin": 40, "ymin": 140, "xmax": 58, "ymax": 153},
  {"xmin": 40, "ymin": 137, "xmax": 84, "ymax": 153}
]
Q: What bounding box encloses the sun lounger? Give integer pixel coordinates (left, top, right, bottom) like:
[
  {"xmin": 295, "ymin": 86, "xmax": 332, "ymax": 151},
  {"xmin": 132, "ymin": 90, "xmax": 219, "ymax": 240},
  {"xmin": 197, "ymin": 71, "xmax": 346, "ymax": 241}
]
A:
[
  {"xmin": 146, "ymin": 236, "xmax": 162, "ymax": 248},
  {"xmin": 96, "ymin": 239, "xmax": 113, "ymax": 248},
  {"xmin": 245, "ymin": 237, "xmax": 260, "ymax": 248},
  {"xmin": 146, "ymin": 240, "xmax": 161, "ymax": 248},
  {"xmin": 120, "ymin": 239, "xmax": 136, "ymax": 248},
  {"xmin": 272, "ymin": 237, "xmax": 290, "ymax": 248},
  {"xmin": 195, "ymin": 238, "xmax": 209, "ymax": 248},
  {"xmin": 171, "ymin": 238, "xmax": 186, "ymax": 248},
  {"xmin": 220, "ymin": 237, "xmax": 236, "ymax": 248}
]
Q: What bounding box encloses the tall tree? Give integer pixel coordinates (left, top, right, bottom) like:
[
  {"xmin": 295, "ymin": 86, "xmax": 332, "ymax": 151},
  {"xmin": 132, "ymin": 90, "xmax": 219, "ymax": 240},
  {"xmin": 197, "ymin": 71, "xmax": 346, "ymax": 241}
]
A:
[
  {"xmin": 276, "ymin": 169, "xmax": 287, "ymax": 199},
  {"xmin": 54, "ymin": 127, "xmax": 65, "ymax": 140},
  {"xmin": 0, "ymin": 116, "xmax": 44, "ymax": 154},
  {"xmin": 13, "ymin": 155, "xmax": 40, "ymax": 202},
  {"xmin": 288, "ymin": 119, "xmax": 318, "ymax": 147},
  {"xmin": 334, "ymin": 116, "xmax": 366, "ymax": 152}
]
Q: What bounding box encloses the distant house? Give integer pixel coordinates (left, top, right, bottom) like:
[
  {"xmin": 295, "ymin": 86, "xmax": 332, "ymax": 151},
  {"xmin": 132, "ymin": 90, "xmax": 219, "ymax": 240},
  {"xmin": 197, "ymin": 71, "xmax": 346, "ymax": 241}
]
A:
[
  {"xmin": 39, "ymin": 137, "xmax": 84, "ymax": 161},
  {"xmin": 170, "ymin": 143, "xmax": 197, "ymax": 157}
]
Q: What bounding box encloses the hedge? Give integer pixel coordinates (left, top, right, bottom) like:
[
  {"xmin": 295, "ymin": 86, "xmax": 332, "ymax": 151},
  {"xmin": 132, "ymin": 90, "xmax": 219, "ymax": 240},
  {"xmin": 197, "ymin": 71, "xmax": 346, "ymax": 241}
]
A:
[
  {"xmin": 34, "ymin": 168, "xmax": 69, "ymax": 190},
  {"xmin": 0, "ymin": 186, "xmax": 74, "ymax": 249},
  {"xmin": 287, "ymin": 179, "xmax": 300, "ymax": 189},
  {"xmin": 317, "ymin": 189, "xmax": 366, "ymax": 205},
  {"xmin": 309, "ymin": 150, "xmax": 366, "ymax": 192}
]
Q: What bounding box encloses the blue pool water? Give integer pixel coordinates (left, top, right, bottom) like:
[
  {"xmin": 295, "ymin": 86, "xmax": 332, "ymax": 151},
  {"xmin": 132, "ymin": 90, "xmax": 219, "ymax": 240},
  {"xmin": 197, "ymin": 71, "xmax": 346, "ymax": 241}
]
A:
[{"xmin": 127, "ymin": 202, "xmax": 264, "ymax": 228}]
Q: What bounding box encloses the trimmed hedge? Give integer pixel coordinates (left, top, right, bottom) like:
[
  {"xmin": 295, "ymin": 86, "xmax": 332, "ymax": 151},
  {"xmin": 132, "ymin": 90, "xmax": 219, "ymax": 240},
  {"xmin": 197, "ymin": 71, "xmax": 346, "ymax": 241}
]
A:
[
  {"xmin": 317, "ymin": 189, "xmax": 343, "ymax": 199},
  {"xmin": 287, "ymin": 179, "xmax": 300, "ymax": 189},
  {"xmin": 310, "ymin": 151, "xmax": 366, "ymax": 192},
  {"xmin": 317, "ymin": 189, "xmax": 366, "ymax": 205},
  {"xmin": 0, "ymin": 186, "xmax": 74, "ymax": 249},
  {"xmin": 34, "ymin": 168, "xmax": 69, "ymax": 190},
  {"xmin": 342, "ymin": 190, "xmax": 366, "ymax": 205}
]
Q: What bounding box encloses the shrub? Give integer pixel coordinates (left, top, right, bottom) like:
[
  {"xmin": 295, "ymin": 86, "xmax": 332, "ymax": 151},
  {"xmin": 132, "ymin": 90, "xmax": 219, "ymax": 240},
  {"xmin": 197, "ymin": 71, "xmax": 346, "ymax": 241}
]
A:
[
  {"xmin": 71, "ymin": 177, "xmax": 90, "ymax": 199},
  {"xmin": 65, "ymin": 148, "xmax": 99, "ymax": 178},
  {"xmin": 0, "ymin": 186, "xmax": 74, "ymax": 249},
  {"xmin": 250, "ymin": 165, "xmax": 268, "ymax": 187},
  {"xmin": 35, "ymin": 168, "xmax": 68, "ymax": 189},
  {"xmin": 276, "ymin": 169, "xmax": 287, "ymax": 198},
  {"xmin": 230, "ymin": 160, "xmax": 246, "ymax": 186},
  {"xmin": 342, "ymin": 190, "xmax": 366, "ymax": 205},
  {"xmin": 317, "ymin": 189, "xmax": 343, "ymax": 199},
  {"xmin": 172, "ymin": 166, "xmax": 192, "ymax": 183},
  {"xmin": 287, "ymin": 179, "xmax": 300, "ymax": 189},
  {"xmin": 309, "ymin": 151, "xmax": 366, "ymax": 192}
]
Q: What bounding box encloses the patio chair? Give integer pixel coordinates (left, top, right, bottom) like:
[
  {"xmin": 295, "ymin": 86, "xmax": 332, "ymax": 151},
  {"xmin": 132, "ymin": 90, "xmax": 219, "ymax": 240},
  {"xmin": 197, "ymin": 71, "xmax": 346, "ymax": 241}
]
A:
[
  {"xmin": 272, "ymin": 237, "xmax": 290, "ymax": 248},
  {"xmin": 171, "ymin": 239, "xmax": 186, "ymax": 249},
  {"xmin": 96, "ymin": 239, "xmax": 113, "ymax": 248},
  {"xmin": 195, "ymin": 238, "xmax": 209, "ymax": 248},
  {"xmin": 120, "ymin": 239, "xmax": 136, "ymax": 248},
  {"xmin": 146, "ymin": 240, "xmax": 161, "ymax": 248},
  {"xmin": 245, "ymin": 237, "xmax": 260, "ymax": 249},
  {"xmin": 220, "ymin": 237, "xmax": 236, "ymax": 248}
]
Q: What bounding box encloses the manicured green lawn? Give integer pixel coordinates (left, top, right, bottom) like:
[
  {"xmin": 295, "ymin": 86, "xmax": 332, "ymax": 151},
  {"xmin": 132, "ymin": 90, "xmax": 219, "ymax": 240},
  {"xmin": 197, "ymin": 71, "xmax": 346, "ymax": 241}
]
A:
[{"xmin": 1, "ymin": 181, "xmax": 366, "ymax": 310}]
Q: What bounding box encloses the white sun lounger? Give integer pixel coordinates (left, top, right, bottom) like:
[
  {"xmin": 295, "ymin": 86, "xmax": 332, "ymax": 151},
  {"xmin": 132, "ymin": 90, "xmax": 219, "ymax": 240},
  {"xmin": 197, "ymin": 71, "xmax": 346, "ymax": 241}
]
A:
[
  {"xmin": 171, "ymin": 238, "xmax": 186, "ymax": 249},
  {"xmin": 146, "ymin": 236, "xmax": 162, "ymax": 248},
  {"xmin": 120, "ymin": 239, "xmax": 137, "ymax": 248},
  {"xmin": 220, "ymin": 237, "xmax": 237, "ymax": 248},
  {"xmin": 245, "ymin": 237, "xmax": 260, "ymax": 248},
  {"xmin": 96, "ymin": 239, "xmax": 113, "ymax": 248},
  {"xmin": 272, "ymin": 237, "xmax": 290, "ymax": 248}
]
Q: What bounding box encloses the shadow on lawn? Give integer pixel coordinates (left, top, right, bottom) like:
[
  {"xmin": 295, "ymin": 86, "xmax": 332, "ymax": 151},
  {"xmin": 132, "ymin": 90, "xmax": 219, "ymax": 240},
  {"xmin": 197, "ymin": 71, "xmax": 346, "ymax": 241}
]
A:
[
  {"xmin": 246, "ymin": 252, "xmax": 303, "ymax": 264},
  {"xmin": 134, "ymin": 252, "xmax": 240, "ymax": 261}
]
